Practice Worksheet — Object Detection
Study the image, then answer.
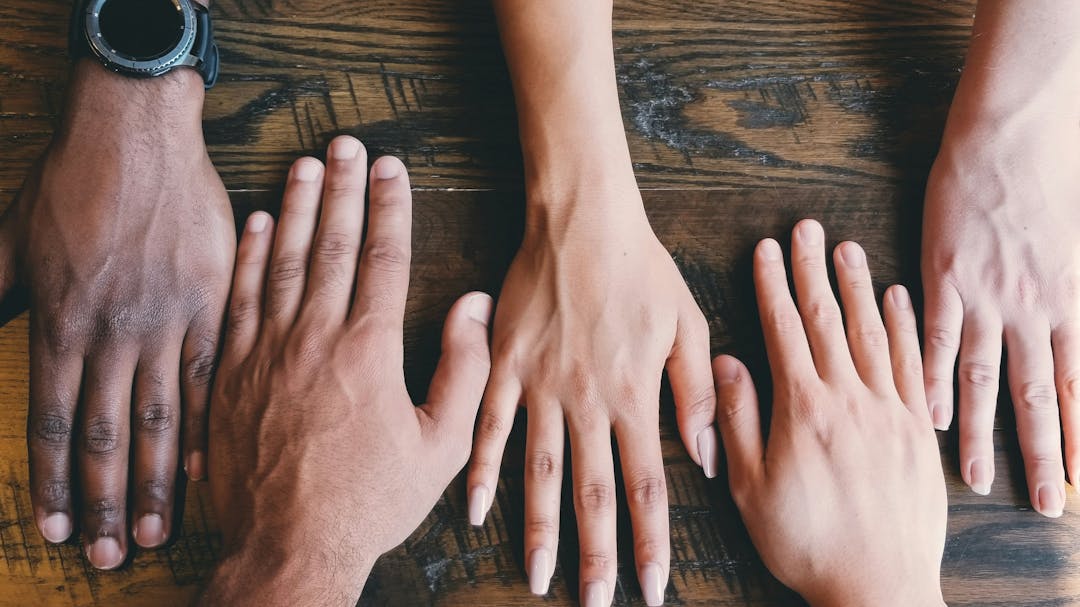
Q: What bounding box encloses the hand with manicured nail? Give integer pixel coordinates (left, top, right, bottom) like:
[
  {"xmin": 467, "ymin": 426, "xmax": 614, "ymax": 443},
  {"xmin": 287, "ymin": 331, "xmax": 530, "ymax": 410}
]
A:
[
  {"xmin": 716, "ymin": 220, "xmax": 947, "ymax": 607},
  {"xmin": 469, "ymin": 3, "xmax": 717, "ymax": 605},
  {"xmin": 921, "ymin": 1, "xmax": 1080, "ymax": 514},
  {"xmin": 199, "ymin": 137, "xmax": 493, "ymax": 606},
  {"xmin": 5, "ymin": 62, "xmax": 234, "ymax": 567}
]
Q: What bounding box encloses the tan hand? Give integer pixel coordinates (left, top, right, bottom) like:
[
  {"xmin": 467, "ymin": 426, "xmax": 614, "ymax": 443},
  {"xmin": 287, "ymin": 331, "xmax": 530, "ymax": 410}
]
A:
[{"xmin": 202, "ymin": 137, "xmax": 493, "ymax": 606}]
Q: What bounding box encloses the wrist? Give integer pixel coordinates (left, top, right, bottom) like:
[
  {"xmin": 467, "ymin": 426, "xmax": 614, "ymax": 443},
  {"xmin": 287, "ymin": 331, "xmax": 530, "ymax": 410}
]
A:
[
  {"xmin": 804, "ymin": 576, "xmax": 945, "ymax": 607},
  {"xmin": 201, "ymin": 528, "xmax": 374, "ymax": 607}
]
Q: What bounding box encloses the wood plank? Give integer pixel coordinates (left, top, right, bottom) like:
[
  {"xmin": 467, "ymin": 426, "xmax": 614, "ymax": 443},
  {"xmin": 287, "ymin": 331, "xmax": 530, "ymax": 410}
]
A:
[
  {"xmin": 1, "ymin": 0, "xmax": 975, "ymax": 196},
  {"xmin": 0, "ymin": 188, "xmax": 1075, "ymax": 605}
]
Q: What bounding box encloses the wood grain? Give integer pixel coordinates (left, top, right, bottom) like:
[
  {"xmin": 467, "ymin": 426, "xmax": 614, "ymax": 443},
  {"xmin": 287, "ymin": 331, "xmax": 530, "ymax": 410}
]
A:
[{"xmin": 3, "ymin": 0, "xmax": 1079, "ymax": 606}]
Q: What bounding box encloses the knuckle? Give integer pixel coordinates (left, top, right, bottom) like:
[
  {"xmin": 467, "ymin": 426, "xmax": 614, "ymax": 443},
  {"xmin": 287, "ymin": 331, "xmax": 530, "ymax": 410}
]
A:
[
  {"xmin": 476, "ymin": 411, "xmax": 507, "ymax": 442},
  {"xmin": 1016, "ymin": 382, "xmax": 1058, "ymax": 415},
  {"xmin": 581, "ymin": 552, "xmax": 612, "ymax": 572},
  {"xmin": 634, "ymin": 536, "xmax": 666, "ymax": 560},
  {"xmin": 681, "ymin": 385, "xmax": 717, "ymax": 420},
  {"xmin": 927, "ymin": 327, "xmax": 958, "ymax": 351},
  {"xmin": 268, "ymin": 255, "xmax": 308, "ymax": 287},
  {"xmin": 628, "ymin": 475, "xmax": 667, "ymax": 509},
  {"xmin": 31, "ymin": 411, "xmax": 73, "ymax": 446},
  {"xmin": 42, "ymin": 316, "xmax": 81, "ymax": 355},
  {"xmin": 805, "ymin": 300, "xmax": 841, "ymax": 327},
  {"xmin": 526, "ymin": 516, "xmax": 557, "ymax": 539},
  {"xmin": 960, "ymin": 361, "xmax": 999, "ymax": 389},
  {"xmin": 311, "ymin": 233, "xmax": 358, "ymax": 265},
  {"xmin": 185, "ymin": 352, "xmax": 218, "ymax": 389},
  {"xmin": 370, "ymin": 191, "xmax": 410, "ymax": 208},
  {"xmin": 83, "ymin": 417, "xmax": 123, "ymax": 456},
  {"xmin": 135, "ymin": 402, "xmax": 175, "ymax": 436},
  {"xmin": 765, "ymin": 308, "xmax": 804, "ymax": 337},
  {"xmin": 362, "ymin": 239, "xmax": 409, "ymax": 273},
  {"xmin": 228, "ymin": 297, "xmax": 260, "ymax": 329},
  {"xmin": 895, "ymin": 353, "xmax": 924, "ymax": 378},
  {"xmin": 1062, "ymin": 376, "xmax": 1080, "ymax": 402},
  {"xmin": 527, "ymin": 449, "xmax": 561, "ymax": 482},
  {"xmin": 853, "ymin": 324, "xmax": 888, "ymax": 348},
  {"xmin": 87, "ymin": 497, "xmax": 125, "ymax": 526},
  {"xmin": 575, "ymin": 482, "xmax": 615, "ymax": 515},
  {"xmin": 138, "ymin": 478, "xmax": 172, "ymax": 506},
  {"xmin": 36, "ymin": 480, "xmax": 70, "ymax": 508}
]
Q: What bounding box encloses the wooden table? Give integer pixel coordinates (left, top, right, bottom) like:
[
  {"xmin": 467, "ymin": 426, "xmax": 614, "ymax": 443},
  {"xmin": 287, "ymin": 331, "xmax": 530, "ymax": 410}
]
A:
[{"xmin": 2, "ymin": 1, "xmax": 1078, "ymax": 605}]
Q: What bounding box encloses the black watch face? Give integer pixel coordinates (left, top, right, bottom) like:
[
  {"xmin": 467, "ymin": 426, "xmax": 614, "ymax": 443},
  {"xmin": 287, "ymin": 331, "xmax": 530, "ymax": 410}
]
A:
[{"xmin": 98, "ymin": 0, "xmax": 184, "ymax": 60}]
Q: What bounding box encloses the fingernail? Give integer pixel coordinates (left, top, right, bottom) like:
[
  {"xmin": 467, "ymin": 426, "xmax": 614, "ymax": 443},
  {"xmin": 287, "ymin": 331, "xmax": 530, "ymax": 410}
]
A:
[
  {"xmin": 374, "ymin": 156, "xmax": 403, "ymax": 180},
  {"xmin": 185, "ymin": 451, "xmax": 206, "ymax": 481},
  {"xmin": 468, "ymin": 485, "xmax": 489, "ymax": 526},
  {"xmin": 134, "ymin": 514, "xmax": 166, "ymax": 548},
  {"xmin": 758, "ymin": 239, "xmax": 781, "ymax": 261},
  {"xmin": 968, "ymin": 459, "xmax": 992, "ymax": 496},
  {"xmin": 840, "ymin": 242, "xmax": 865, "ymax": 268},
  {"xmin": 330, "ymin": 136, "xmax": 362, "ymax": 160},
  {"xmin": 468, "ymin": 293, "xmax": 494, "ymax": 326},
  {"xmin": 714, "ymin": 356, "xmax": 741, "ymax": 384},
  {"xmin": 797, "ymin": 220, "xmax": 822, "ymax": 245},
  {"xmin": 1037, "ymin": 484, "xmax": 1065, "ymax": 518},
  {"xmin": 41, "ymin": 513, "xmax": 71, "ymax": 544},
  {"xmin": 292, "ymin": 158, "xmax": 321, "ymax": 181},
  {"xmin": 640, "ymin": 562, "xmax": 666, "ymax": 606},
  {"xmin": 889, "ymin": 285, "xmax": 911, "ymax": 310},
  {"xmin": 697, "ymin": 427, "xmax": 718, "ymax": 479},
  {"xmin": 86, "ymin": 537, "xmax": 124, "ymax": 570},
  {"xmin": 528, "ymin": 548, "xmax": 552, "ymax": 596},
  {"xmin": 930, "ymin": 403, "xmax": 950, "ymax": 431},
  {"xmin": 583, "ymin": 581, "xmax": 608, "ymax": 607},
  {"xmin": 247, "ymin": 212, "xmax": 268, "ymax": 234}
]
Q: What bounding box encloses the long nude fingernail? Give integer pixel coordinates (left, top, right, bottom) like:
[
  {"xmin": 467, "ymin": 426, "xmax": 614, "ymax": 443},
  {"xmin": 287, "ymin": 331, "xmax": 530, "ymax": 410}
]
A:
[
  {"xmin": 697, "ymin": 427, "xmax": 718, "ymax": 479},
  {"xmin": 583, "ymin": 581, "xmax": 607, "ymax": 607},
  {"xmin": 528, "ymin": 548, "xmax": 552, "ymax": 596},
  {"xmin": 468, "ymin": 485, "xmax": 489, "ymax": 526},
  {"xmin": 640, "ymin": 562, "xmax": 666, "ymax": 606}
]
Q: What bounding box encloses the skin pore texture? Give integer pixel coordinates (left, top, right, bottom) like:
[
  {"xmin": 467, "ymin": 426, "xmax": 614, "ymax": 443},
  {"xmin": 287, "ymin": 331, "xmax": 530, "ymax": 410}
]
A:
[
  {"xmin": 922, "ymin": 0, "xmax": 1080, "ymax": 515},
  {"xmin": 718, "ymin": 221, "xmax": 948, "ymax": 607},
  {"xmin": 0, "ymin": 12, "xmax": 234, "ymax": 568},
  {"xmin": 199, "ymin": 137, "xmax": 494, "ymax": 606},
  {"xmin": 466, "ymin": 2, "xmax": 717, "ymax": 606}
]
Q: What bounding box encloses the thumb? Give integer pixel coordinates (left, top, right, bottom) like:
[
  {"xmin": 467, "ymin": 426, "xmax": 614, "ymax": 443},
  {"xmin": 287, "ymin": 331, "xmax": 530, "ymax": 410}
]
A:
[
  {"xmin": 419, "ymin": 292, "xmax": 494, "ymax": 461},
  {"xmin": 712, "ymin": 355, "xmax": 764, "ymax": 491}
]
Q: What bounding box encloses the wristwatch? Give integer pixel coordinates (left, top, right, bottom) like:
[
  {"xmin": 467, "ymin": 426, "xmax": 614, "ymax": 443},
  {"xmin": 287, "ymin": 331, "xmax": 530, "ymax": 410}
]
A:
[{"xmin": 69, "ymin": 0, "xmax": 220, "ymax": 89}]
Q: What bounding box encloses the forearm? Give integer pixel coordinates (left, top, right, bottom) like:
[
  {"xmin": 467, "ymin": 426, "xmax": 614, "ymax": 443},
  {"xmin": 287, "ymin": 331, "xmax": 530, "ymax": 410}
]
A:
[
  {"xmin": 949, "ymin": 0, "xmax": 1080, "ymax": 132},
  {"xmin": 494, "ymin": 0, "xmax": 638, "ymax": 212}
]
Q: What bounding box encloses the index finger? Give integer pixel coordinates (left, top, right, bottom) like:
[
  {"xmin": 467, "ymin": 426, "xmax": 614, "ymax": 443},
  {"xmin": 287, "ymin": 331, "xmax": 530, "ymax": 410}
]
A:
[
  {"xmin": 350, "ymin": 156, "xmax": 412, "ymax": 328},
  {"xmin": 753, "ymin": 238, "xmax": 814, "ymax": 383}
]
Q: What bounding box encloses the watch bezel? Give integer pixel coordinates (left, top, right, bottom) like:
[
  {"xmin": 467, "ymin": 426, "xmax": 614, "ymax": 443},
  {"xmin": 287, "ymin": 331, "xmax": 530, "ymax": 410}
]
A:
[{"xmin": 83, "ymin": 0, "xmax": 197, "ymax": 78}]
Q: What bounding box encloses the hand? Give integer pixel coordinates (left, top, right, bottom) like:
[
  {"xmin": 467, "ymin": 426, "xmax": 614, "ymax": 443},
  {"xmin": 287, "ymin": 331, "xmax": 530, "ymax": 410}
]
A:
[
  {"xmin": 920, "ymin": 0, "xmax": 1080, "ymax": 516},
  {"xmin": 716, "ymin": 220, "xmax": 947, "ymax": 607},
  {"xmin": 467, "ymin": 180, "xmax": 716, "ymax": 607},
  {"xmin": 200, "ymin": 137, "xmax": 494, "ymax": 606},
  {"xmin": 5, "ymin": 62, "xmax": 234, "ymax": 567}
]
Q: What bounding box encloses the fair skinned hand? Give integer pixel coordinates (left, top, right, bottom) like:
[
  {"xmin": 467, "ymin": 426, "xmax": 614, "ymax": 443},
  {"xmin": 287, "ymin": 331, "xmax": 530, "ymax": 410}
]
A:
[
  {"xmin": 716, "ymin": 220, "xmax": 947, "ymax": 607},
  {"xmin": 2, "ymin": 61, "xmax": 235, "ymax": 567},
  {"xmin": 467, "ymin": 182, "xmax": 716, "ymax": 607},
  {"xmin": 921, "ymin": 0, "xmax": 1080, "ymax": 515},
  {"xmin": 200, "ymin": 136, "xmax": 493, "ymax": 606}
]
